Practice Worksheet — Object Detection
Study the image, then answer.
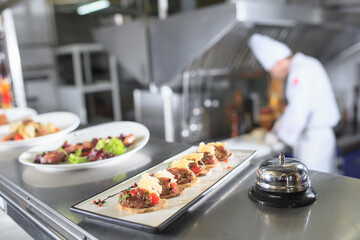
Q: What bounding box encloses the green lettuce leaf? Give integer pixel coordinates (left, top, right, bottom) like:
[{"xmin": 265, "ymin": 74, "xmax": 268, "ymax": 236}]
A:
[
  {"xmin": 68, "ymin": 149, "xmax": 88, "ymax": 164},
  {"xmin": 95, "ymin": 137, "xmax": 126, "ymax": 155}
]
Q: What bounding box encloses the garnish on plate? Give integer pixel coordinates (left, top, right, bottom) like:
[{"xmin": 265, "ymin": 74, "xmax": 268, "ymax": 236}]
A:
[{"xmin": 93, "ymin": 181, "xmax": 137, "ymax": 207}]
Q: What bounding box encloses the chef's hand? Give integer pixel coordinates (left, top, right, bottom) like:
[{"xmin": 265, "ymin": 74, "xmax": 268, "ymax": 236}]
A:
[
  {"xmin": 264, "ymin": 131, "xmax": 279, "ymax": 146},
  {"xmin": 272, "ymin": 116, "xmax": 283, "ymax": 132}
]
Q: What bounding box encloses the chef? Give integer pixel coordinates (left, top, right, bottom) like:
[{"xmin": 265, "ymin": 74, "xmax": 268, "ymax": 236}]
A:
[{"xmin": 248, "ymin": 33, "xmax": 340, "ymax": 173}]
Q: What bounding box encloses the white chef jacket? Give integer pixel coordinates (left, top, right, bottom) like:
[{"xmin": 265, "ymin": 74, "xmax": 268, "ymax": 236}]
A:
[{"xmin": 274, "ymin": 53, "xmax": 340, "ymax": 173}]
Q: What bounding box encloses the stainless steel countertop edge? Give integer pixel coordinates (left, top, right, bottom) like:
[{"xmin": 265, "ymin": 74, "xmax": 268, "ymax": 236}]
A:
[{"xmin": 0, "ymin": 175, "xmax": 98, "ymax": 240}]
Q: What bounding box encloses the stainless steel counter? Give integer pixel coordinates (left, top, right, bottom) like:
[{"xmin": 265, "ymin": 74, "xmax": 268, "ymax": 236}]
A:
[{"xmin": 0, "ymin": 138, "xmax": 360, "ymax": 240}]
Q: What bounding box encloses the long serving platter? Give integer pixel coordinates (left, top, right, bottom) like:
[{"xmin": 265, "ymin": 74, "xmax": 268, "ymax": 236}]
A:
[{"xmin": 70, "ymin": 146, "xmax": 257, "ymax": 232}]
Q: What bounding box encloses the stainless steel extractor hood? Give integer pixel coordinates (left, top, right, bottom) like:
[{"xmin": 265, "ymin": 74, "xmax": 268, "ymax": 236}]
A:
[
  {"xmin": 185, "ymin": 23, "xmax": 360, "ymax": 75},
  {"xmin": 185, "ymin": 1, "xmax": 360, "ymax": 77},
  {"xmin": 94, "ymin": 3, "xmax": 237, "ymax": 87}
]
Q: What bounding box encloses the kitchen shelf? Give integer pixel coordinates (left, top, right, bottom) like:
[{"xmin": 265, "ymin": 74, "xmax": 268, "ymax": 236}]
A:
[
  {"xmin": 82, "ymin": 82, "xmax": 112, "ymax": 93},
  {"xmin": 55, "ymin": 43, "xmax": 121, "ymax": 124}
]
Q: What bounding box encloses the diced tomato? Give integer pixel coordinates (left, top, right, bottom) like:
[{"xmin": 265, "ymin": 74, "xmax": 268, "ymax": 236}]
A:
[
  {"xmin": 190, "ymin": 165, "xmax": 202, "ymax": 174},
  {"xmin": 14, "ymin": 134, "xmax": 24, "ymax": 140},
  {"xmin": 160, "ymin": 177, "xmax": 170, "ymax": 183},
  {"xmin": 129, "ymin": 189, "xmax": 137, "ymax": 195},
  {"xmin": 170, "ymin": 182, "xmax": 178, "ymax": 193},
  {"xmin": 150, "ymin": 193, "xmax": 159, "ymax": 206}
]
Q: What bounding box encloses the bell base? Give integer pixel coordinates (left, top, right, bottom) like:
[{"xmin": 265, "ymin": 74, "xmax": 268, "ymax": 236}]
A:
[{"xmin": 248, "ymin": 186, "xmax": 317, "ymax": 208}]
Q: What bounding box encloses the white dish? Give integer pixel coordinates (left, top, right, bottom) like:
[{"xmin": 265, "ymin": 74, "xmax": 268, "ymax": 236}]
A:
[
  {"xmin": 18, "ymin": 121, "xmax": 150, "ymax": 171},
  {"xmin": 0, "ymin": 111, "xmax": 80, "ymax": 151},
  {"xmin": 0, "ymin": 107, "xmax": 37, "ymax": 123},
  {"xmin": 70, "ymin": 147, "xmax": 256, "ymax": 232},
  {"xmin": 22, "ymin": 152, "xmax": 151, "ymax": 188},
  {"xmin": 0, "ymin": 107, "xmax": 37, "ymax": 135}
]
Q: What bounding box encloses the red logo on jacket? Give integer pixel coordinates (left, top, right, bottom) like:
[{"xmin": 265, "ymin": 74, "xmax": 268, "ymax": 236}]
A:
[{"xmin": 292, "ymin": 78, "xmax": 299, "ymax": 85}]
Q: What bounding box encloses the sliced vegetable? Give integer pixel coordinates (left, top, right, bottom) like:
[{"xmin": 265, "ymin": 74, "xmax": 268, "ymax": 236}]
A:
[
  {"xmin": 150, "ymin": 193, "xmax": 159, "ymax": 206},
  {"xmin": 170, "ymin": 182, "xmax": 177, "ymax": 192},
  {"xmin": 14, "ymin": 133, "xmax": 24, "ymax": 140},
  {"xmin": 190, "ymin": 165, "xmax": 202, "ymax": 174},
  {"xmin": 95, "ymin": 137, "xmax": 126, "ymax": 155},
  {"xmin": 68, "ymin": 149, "xmax": 88, "ymax": 164}
]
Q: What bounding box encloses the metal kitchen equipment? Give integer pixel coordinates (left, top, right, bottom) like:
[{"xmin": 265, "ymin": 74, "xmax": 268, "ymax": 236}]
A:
[
  {"xmin": 94, "ymin": 2, "xmax": 360, "ymax": 87},
  {"xmin": 94, "ymin": 1, "xmax": 360, "ymax": 143},
  {"xmin": 248, "ymin": 152, "xmax": 317, "ymax": 208}
]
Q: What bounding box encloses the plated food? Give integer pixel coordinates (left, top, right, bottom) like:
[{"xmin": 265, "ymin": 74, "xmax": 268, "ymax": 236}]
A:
[
  {"xmin": 181, "ymin": 153, "xmax": 209, "ymax": 177},
  {"xmin": 33, "ymin": 134, "xmax": 135, "ymax": 164},
  {"xmin": 0, "ymin": 112, "xmax": 79, "ymax": 151},
  {"xmin": 208, "ymin": 142, "xmax": 232, "ymax": 161},
  {"xmin": 71, "ymin": 145, "xmax": 256, "ymax": 231},
  {"xmin": 156, "ymin": 169, "xmax": 185, "ymax": 199},
  {"xmin": 168, "ymin": 159, "xmax": 199, "ymax": 187},
  {"xmin": 2, "ymin": 118, "xmax": 60, "ymax": 141},
  {"xmin": 197, "ymin": 142, "xmax": 219, "ymax": 168},
  {"xmin": 91, "ymin": 141, "xmax": 233, "ymax": 213},
  {"xmin": 19, "ymin": 121, "xmax": 150, "ymax": 171},
  {"xmin": 118, "ymin": 173, "xmax": 167, "ymax": 213}
]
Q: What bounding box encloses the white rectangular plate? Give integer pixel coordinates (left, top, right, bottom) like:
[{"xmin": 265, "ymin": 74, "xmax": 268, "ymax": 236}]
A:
[{"xmin": 70, "ymin": 147, "xmax": 256, "ymax": 232}]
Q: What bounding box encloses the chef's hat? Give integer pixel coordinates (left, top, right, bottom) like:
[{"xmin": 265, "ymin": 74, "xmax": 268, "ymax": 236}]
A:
[{"xmin": 248, "ymin": 34, "xmax": 292, "ymax": 71}]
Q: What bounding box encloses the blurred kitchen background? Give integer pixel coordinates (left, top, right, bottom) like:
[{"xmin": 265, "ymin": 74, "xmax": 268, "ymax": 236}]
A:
[{"xmin": 1, "ymin": 0, "xmax": 360, "ymax": 177}]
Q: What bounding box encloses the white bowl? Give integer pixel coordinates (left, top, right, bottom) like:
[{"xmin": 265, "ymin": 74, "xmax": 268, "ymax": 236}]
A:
[
  {"xmin": 0, "ymin": 111, "xmax": 80, "ymax": 151},
  {"xmin": 19, "ymin": 121, "xmax": 150, "ymax": 171}
]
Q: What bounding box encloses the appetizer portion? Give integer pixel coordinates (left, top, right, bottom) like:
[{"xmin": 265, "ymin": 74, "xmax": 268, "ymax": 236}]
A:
[
  {"xmin": 208, "ymin": 142, "xmax": 232, "ymax": 161},
  {"xmin": 197, "ymin": 142, "xmax": 219, "ymax": 168},
  {"xmin": 118, "ymin": 173, "xmax": 167, "ymax": 213},
  {"xmin": 34, "ymin": 134, "xmax": 135, "ymax": 164},
  {"xmin": 168, "ymin": 159, "xmax": 198, "ymax": 187},
  {"xmin": 181, "ymin": 153, "xmax": 208, "ymax": 177},
  {"xmin": 90, "ymin": 141, "xmax": 234, "ymax": 214},
  {"xmin": 2, "ymin": 118, "xmax": 60, "ymax": 141},
  {"xmin": 156, "ymin": 169, "xmax": 185, "ymax": 199}
]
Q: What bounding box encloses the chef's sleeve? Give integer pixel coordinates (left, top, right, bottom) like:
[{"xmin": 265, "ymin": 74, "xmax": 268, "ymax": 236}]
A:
[{"xmin": 275, "ymin": 73, "xmax": 313, "ymax": 147}]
